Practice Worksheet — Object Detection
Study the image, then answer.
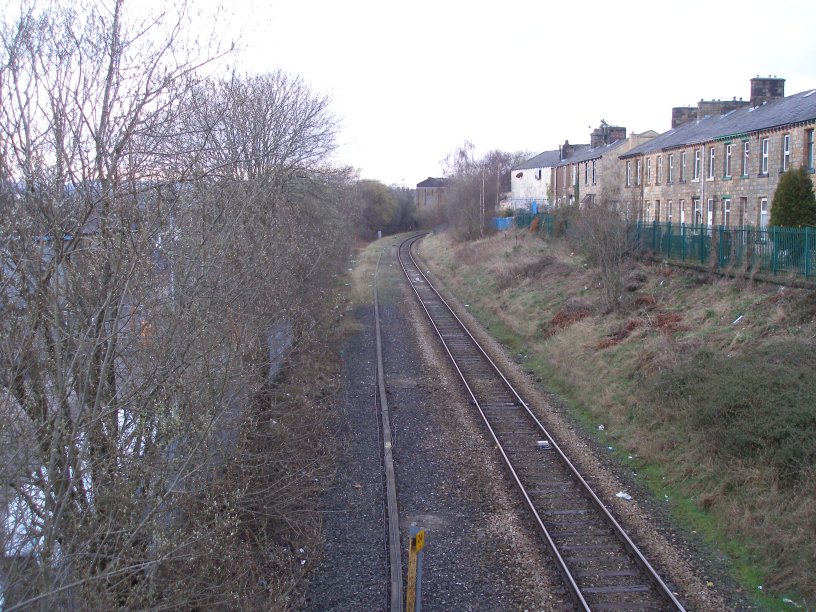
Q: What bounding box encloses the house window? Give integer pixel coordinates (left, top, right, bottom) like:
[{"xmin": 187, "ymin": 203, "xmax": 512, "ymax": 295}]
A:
[
  {"xmin": 572, "ymin": 165, "xmax": 577, "ymax": 186},
  {"xmin": 679, "ymin": 198, "xmax": 686, "ymax": 224},
  {"xmin": 657, "ymin": 155, "xmax": 663, "ymax": 184},
  {"xmin": 591, "ymin": 159, "xmax": 596, "ymax": 185},
  {"xmin": 707, "ymin": 198, "xmax": 714, "ymax": 226},
  {"xmin": 782, "ymin": 134, "xmax": 791, "ymax": 171},
  {"xmin": 807, "ymin": 129, "xmax": 815, "ymax": 171},
  {"xmin": 681, "ymin": 151, "xmax": 687, "ymax": 182},
  {"xmin": 759, "ymin": 197, "xmax": 769, "ymax": 228},
  {"xmin": 761, "ymin": 137, "xmax": 769, "ymax": 174},
  {"xmin": 655, "ymin": 200, "xmax": 661, "ymax": 222},
  {"xmin": 646, "ymin": 157, "xmax": 652, "ymax": 184},
  {"xmin": 739, "ymin": 197, "xmax": 747, "ymax": 227},
  {"xmin": 692, "ymin": 197, "xmax": 701, "ymax": 225},
  {"xmin": 645, "ymin": 201, "xmax": 652, "ymax": 222},
  {"xmin": 708, "ymin": 146, "xmax": 715, "ymax": 179},
  {"xmin": 667, "ymin": 199, "xmax": 673, "ymax": 223},
  {"xmin": 693, "ymin": 148, "xmax": 701, "ymax": 180},
  {"xmin": 724, "ymin": 144, "xmax": 732, "ymax": 178},
  {"xmin": 626, "ymin": 161, "xmax": 631, "ymax": 187},
  {"xmin": 722, "ymin": 197, "xmax": 731, "ymax": 227},
  {"xmin": 534, "ymin": 168, "xmax": 542, "ymax": 180},
  {"xmin": 668, "ymin": 154, "xmax": 674, "ymax": 183},
  {"xmin": 636, "ymin": 159, "xmax": 642, "ymax": 186},
  {"xmin": 585, "ymin": 161, "xmax": 589, "ymax": 185},
  {"xmin": 742, "ymin": 140, "xmax": 749, "ymax": 176}
]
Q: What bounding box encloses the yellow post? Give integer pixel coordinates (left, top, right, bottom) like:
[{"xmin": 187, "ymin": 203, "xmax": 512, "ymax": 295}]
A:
[{"xmin": 406, "ymin": 527, "xmax": 425, "ymax": 611}]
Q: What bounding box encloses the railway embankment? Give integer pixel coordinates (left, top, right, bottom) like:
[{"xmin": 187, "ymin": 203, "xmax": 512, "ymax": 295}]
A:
[{"xmin": 417, "ymin": 228, "xmax": 816, "ymax": 611}]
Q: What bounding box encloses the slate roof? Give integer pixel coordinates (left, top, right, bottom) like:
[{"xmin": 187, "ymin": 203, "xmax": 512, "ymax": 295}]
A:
[
  {"xmin": 622, "ymin": 88, "xmax": 816, "ymax": 158},
  {"xmin": 416, "ymin": 177, "xmax": 448, "ymax": 188},
  {"xmin": 555, "ymin": 139, "xmax": 629, "ymax": 166},
  {"xmin": 513, "ymin": 149, "xmax": 561, "ymax": 170}
]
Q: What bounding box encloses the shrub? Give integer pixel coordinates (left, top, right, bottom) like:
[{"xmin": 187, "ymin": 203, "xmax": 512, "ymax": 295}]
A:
[
  {"xmin": 654, "ymin": 339, "xmax": 816, "ymax": 487},
  {"xmin": 770, "ymin": 167, "xmax": 816, "ymax": 227}
]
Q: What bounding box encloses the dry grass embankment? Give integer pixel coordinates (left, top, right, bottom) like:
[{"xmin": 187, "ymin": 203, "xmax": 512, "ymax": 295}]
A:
[{"xmin": 418, "ymin": 229, "xmax": 816, "ymax": 610}]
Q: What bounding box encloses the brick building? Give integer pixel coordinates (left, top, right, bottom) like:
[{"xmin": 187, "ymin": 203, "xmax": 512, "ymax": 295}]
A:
[
  {"xmin": 415, "ymin": 177, "xmax": 448, "ymax": 209},
  {"xmin": 620, "ymin": 77, "xmax": 816, "ymax": 227},
  {"xmin": 551, "ymin": 124, "xmax": 658, "ymax": 213}
]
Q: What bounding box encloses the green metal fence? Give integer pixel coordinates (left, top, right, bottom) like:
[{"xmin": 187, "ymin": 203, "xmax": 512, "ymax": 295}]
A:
[
  {"xmin": 496, "ymin": 212, "xmax": 815, "ymax": 279},
  {"xmin": 633, "ymin": 221, "xmax": 815, "ymax": 278}
]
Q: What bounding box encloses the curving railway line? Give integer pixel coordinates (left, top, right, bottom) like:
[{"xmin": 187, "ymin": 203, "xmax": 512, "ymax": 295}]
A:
[{"xmin": 397, "ymin": 234, "xmax": 686, "ymax": 612}]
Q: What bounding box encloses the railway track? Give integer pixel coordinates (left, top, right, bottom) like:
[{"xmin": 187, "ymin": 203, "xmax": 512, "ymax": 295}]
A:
[{"xmin": 398, "ymin": 234, "xmax": 685, "ymax": 612}]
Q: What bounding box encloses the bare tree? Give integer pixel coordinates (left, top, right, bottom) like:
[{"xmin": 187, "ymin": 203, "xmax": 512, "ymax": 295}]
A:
[
  {"xmin": 0, "ymin": 2, "xmax": 350, "ymax": 608},
  {"xmin": 571, "ymin": 162, "xmax": 635, "ymax": 312},
  {"xmin": 442, "ymin": 143, "xmax": 528, "ymax": 240}
]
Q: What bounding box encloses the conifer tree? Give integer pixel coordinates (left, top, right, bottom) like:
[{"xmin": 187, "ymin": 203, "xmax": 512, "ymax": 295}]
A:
[{"xmin": 770, "ymin": 167, "xmax": 816, "ymax": 226}]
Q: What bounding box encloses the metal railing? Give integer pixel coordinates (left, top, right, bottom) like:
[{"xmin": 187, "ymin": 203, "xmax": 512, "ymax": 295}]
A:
[{"xmin": 494, "ymin": 213, "xmax": 816, "ymax": 279}]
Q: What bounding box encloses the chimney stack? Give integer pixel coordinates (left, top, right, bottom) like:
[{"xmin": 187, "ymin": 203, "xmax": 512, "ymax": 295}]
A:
[{"xmin": 750, "ymin": 76, "xmax": 785, "ymax": 106}]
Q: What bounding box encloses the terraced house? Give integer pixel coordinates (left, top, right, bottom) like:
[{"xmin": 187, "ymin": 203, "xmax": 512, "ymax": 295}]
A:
[
  {"xmin": 621, "ymin": 77, "xmax": 816, "ymax": 227},
  {"xmin": 552, "ymin": 122, "xmax": 659, "ymax": 213}
]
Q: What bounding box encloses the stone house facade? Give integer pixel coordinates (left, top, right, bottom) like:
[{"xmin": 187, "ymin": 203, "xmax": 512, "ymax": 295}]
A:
[
  {"xmin": 621, "ymin": 77, "xmax": 816, "ymax": 227},
  {"xmin": 554, "ymin": 128, "xmax": 659, "ymax": 214},
  {"xmin": 415, "ymin": 177, "xmax": 448, "ymax": 209}
]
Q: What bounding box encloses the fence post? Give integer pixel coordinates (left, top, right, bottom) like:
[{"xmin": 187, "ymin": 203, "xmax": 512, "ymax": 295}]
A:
[
  {"xmin": 700, "ymin": 226, "xmax": 705, "ymax": 264},
  {"xmin": 718, "ymin": 226, "xmax": 724, "ymax": 269}
]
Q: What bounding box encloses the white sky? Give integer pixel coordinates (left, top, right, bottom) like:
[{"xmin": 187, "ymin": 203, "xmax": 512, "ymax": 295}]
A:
[{"xmin": 203, "ymin": 0, "xmax": 816, "ymax": 187}]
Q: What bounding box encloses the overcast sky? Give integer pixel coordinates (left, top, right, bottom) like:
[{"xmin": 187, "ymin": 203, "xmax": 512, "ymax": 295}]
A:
[{"xmin": 211, "ymin": 0, "xmax": 816, "ymax": 187}]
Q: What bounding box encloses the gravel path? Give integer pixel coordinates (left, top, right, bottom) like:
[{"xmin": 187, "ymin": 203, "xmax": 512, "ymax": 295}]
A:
[{"xmin": 299, "ymin": 301, "xmax": 388, "ymax": 611}]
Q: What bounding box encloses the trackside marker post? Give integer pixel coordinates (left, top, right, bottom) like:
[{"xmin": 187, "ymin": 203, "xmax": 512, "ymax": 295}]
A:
[{"xmin": 406, "ymin": 525, "xmax": 425, "ymax": 612}]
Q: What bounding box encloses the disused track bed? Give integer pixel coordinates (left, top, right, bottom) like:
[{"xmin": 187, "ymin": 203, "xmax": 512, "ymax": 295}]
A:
[{"xmin": 398, "ymin": 235, "xmax": 685, "ymax": 612}]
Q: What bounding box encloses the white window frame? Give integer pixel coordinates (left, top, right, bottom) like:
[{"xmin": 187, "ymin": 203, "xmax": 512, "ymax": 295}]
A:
[
  {"xmin": 681, "ymin": 151, "xmax": 687, "ymax": 182},
  {"xmin": 585, "ymin": 161, "xmax": 589, "ymax": 185},
  {"xmin": 692, "ymin": 197, "xmax": 701, "ymax": 225},
  {"xmin": 707, "ymin": 198, "xmax": 714, "ymax": 226},
  {"xmin": 724, "ymin": 144, "xmax": 732, "ymax": 178},
  {"xmin": 646, "ymin": 157, "xmax": 652, "ymax": 184},
  {"xmin": 679, "ymin": 199, "xmax": 686, "ymax": 224},
  {"xmin": 667, "ymin": 199, "xmax": 673, "ymax": 223},
  {"xmin": 708, "ymin": 146, "xmax": 715, "ymax": 179},
  {"xmin": 668, "ymin": 154, "xmax": 674, "ymax": 183},
  {"xmin": 657, "ymin": 155, "xmax": 663, "ymax": 184},
  {"xmin": 808, "ymin": 129, "xmax": 815, "ymax": 170},
  {"xmin": 722, "ymin": 197, "xmax": 731, "ymax": 227},
  {"xmin": 782, "ymin": 134, "xmax": 790, "ymax": 171},
  {"xmin": 636, "ymin": 159, "xmax": 642, "ymax": 186},
  {"xmin": 742, "ymin": 140, "xmax": 749, "ymax": 176},
  {"xmin": 693, "ymin": 148, "xmax": 701, "ymax": 180},
  {"xmin": 626, "ymin": 161, "xmax": 631, "ymax": 187},
  {"xmin": 759, "ymin": 197, "xmax": 769, "ymax": 228},
  {"xmin": 591, "ymin": 159, "xmax": 596, "ymax": 185},
  {"xmin": 761, "ymin": 137, "xmax": 769, "ymax": 174}
]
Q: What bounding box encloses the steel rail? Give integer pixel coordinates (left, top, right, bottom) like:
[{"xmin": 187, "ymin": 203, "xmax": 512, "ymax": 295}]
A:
[
  {"xmin": 374, "ymin": 250, "xmax": 404, "ymax": 612},
  {"xmin": 398, "ymin": 234, "xmax": 685, "ymax": 611}
]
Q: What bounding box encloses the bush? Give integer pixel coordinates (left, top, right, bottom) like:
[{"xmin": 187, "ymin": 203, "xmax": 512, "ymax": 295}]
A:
[
  {"xmin": 770, "ymin": 167, "xmax": 816, "ymax": 227},
  {"xmin": 655, "ymin": 339, "xmax": 816, "ymax": 486}
]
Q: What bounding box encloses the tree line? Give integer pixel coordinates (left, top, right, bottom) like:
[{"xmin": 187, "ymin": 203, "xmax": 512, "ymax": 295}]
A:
[{"xmin": 0, "ymin": 1, "xmax": 359, "ymax": 607}]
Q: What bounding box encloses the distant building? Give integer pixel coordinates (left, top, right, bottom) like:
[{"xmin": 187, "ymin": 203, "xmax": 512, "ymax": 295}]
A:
[
  {"xmin": 415, "ymin": 177, "xmax": 448, "ymax": 209},
  {"xmin": 510, "ymin": 149, "xmax": 560, "ymax": 212}
]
